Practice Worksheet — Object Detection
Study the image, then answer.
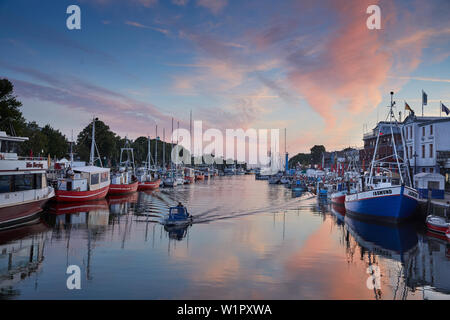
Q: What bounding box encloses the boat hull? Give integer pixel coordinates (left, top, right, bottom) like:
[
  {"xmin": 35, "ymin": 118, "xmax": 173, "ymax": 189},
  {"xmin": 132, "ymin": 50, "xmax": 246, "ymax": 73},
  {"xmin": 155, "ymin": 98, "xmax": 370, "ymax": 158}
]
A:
[
  {"xmin": 345, "ymin": 186, "xmax": 418, "ymax": 224},
  {"xmin": 137, "ymin": 179, "xmax": 160, "ymax": 191},
  {"xmin": 108, "ymin": 181, "xmax": 139, "ymax": 195},
  {"xmin": 330, "ymin": 191, "xmax": 346, "ymax": 205},
  {"xmin": 0, "ymin": 191, "xmax": 54, "ymax": 229},
  {"xmin": 55, "ymin": 185, "xmax": 110, "ymax": 202}
]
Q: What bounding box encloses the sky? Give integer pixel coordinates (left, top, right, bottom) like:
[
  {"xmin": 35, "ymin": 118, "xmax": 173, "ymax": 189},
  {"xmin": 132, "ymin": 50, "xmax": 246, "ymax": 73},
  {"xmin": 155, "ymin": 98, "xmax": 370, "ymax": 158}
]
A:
[{"xmin": 0, "ymin": 0, "xmax": 449, "ymax": 155}]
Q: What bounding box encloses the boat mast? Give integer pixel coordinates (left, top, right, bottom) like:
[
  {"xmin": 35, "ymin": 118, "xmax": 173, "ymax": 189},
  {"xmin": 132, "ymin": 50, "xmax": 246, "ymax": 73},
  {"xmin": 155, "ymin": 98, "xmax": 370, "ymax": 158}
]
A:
[
  {"xmin": 388, "ymin": 92, "xmax": 404, "ymax": 185},
  {"xmin": 89, "ymin": 117, "xmax": 102, "ymax": 167}
]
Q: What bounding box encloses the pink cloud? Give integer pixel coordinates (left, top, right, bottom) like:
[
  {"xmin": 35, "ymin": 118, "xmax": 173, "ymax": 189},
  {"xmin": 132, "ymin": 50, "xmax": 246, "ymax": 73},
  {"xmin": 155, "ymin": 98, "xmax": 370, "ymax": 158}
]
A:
[{"xmin": 196, "ymin": 0, "xmax": 227, "ymax": 14}]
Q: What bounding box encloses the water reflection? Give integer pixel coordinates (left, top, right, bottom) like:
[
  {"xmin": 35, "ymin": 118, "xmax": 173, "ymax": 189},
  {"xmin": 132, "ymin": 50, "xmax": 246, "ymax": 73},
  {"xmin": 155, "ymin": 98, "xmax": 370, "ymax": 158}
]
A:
[{"xmin": 0, "ymin": 175, "xmax": 448, "ymax": 299}]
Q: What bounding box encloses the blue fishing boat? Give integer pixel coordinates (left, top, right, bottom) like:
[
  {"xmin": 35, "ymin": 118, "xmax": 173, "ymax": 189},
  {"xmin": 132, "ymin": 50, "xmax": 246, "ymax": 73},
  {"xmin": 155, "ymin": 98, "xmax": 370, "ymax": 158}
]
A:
[
  {"xmin": 163, "ymin": 204, "xmax": 192, "ymax": 226},
  {"xmin": 344, "ymin": 92, "xmax": 419, "ymax": 223}
]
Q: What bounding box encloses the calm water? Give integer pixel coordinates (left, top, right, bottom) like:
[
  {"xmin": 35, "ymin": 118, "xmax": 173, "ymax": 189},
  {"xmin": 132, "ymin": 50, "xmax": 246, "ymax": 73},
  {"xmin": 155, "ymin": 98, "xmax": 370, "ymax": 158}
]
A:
[{"xmin": 0, "ymin": 175, "xmax": 449, "ymax": 300}]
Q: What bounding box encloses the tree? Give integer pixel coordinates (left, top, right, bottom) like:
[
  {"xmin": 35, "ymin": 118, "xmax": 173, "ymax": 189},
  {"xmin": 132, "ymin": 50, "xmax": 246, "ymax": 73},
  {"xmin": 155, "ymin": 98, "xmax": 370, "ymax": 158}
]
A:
[
  {"xmin": 41, "ymin": 125, "xmax": 69, "ymax": 158},
  {"xmin": 310, "ymin": 145, "xmax": 326, "ymax": 165},
  {"xmin": 20, "ymin": 122, "xmax": 48, "ymax": 157},
  {"xmin": 288, "ymin": 153, "xmax": 311, "ymax": 167},
  {"xmin": 76, "ymin": 119, "xmax": 119, "ymax": 165},
  {"xmin": 0, "ymin": 79, "xmax": 26, "ymax": 136}
]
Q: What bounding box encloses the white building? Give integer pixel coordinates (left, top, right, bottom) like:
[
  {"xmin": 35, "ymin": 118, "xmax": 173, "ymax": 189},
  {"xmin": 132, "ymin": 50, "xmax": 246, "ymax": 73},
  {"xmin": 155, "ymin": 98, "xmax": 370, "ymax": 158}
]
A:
[{"xmin": 402, "ymin": 114, "xmax": 450, "ymax": 189}]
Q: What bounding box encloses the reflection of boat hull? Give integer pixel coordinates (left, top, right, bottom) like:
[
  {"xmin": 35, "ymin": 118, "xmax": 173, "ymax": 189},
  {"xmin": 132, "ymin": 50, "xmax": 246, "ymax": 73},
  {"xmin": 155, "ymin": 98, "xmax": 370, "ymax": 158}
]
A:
[
  {"xmin": 345, "ymin": 215, "xmax": 418, "ymax": 255},
  {"xmin": 48, "ymin": 199, "xmax": 109, "ymax": 215},
  {"xmin": 107, "ymin": 192, "xmax": 138, "ymax": 205},
  {"xmin": 195, "ymin": 175, "xmax": 204, "ymax": 181},
  {"xmin": 138, "ymin": 179, "xmax": 160, "ymax": 190},
  {"xmin": 108, "ymin": 181, "xmax": 138, "ymax": 195},
  {"xmin": 345, "ymin": 186, "xmax": 418, "ymax": 223},
  {"xmin": 55, "ymin": 185, "xmax": 110, "ymax": 202},
  {"xmin": 163, "ymin": 218, "xmax": 192, "ymax": 227},
  {"xmin": 0, "ymin": 194, "xmax": 53, "ymax": 230}
]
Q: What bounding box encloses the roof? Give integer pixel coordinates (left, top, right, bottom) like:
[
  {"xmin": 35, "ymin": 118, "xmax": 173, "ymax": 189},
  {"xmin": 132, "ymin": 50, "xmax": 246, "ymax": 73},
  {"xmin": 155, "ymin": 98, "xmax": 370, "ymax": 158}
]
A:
[
  {"xmin": 0, "ymin": 131, "xmax": 29, "ymax": 142},
  {"xmin": 413, "ymin": 172, "xmax": 445, "ymax": 179},
  {"xmin": 73, "ymin": 166, "xmax": 110, "ymax": 174}
]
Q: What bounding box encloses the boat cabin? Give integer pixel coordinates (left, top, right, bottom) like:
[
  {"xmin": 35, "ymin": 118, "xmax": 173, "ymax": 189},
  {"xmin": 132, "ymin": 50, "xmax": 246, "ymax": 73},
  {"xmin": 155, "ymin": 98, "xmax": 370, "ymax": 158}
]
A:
[{"xmin": 57, "ymin": 166, "xmax": 110, "ymax": 191}]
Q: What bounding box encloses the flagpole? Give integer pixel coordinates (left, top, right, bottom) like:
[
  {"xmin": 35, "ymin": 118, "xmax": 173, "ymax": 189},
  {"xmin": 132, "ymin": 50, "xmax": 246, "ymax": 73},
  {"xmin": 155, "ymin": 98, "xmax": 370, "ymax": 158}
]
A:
[{"xmin": 440, "ymin": 101, "xmax": 442, "ymax": 117}]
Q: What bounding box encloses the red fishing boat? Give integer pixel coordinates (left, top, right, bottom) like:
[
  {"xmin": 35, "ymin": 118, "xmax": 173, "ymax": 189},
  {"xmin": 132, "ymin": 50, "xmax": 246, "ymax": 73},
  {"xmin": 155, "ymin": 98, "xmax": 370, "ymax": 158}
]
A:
[
  {"xmin": 51, "ymin": 118, "xmax": 111, "ymax": 202},
  {"xmin": 426, "ymin": 215, "xmax": 449, "ymax": 235},
  {"xmin": 195, "ymin": 170, "xmax": 204, "ymax": 181},
  {"xmin": 136, "ymin": 136, "xmax": 160, "ymax": 190},
  {"xmin": 108, "ymin": 139, "xmax": 139, "ymax": 195}
]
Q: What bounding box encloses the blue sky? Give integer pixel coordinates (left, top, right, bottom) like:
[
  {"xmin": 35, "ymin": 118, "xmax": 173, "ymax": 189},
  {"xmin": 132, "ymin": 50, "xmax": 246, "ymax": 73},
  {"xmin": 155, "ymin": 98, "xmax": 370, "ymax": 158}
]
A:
[{"xmin": 1, "ymin": 0, "xmax": 449, "ymax": 154}]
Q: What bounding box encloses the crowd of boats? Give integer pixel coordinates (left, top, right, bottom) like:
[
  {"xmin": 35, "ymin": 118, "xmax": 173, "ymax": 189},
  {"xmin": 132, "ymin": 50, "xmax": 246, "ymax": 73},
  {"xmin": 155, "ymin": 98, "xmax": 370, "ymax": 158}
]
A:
[
  {"xmin": 257, "ymin": 93, "xmax": 449, "ymax": 241},
  {"xmin": 0, "ymin": 118, "xmax": 252, "ymax": 230}
]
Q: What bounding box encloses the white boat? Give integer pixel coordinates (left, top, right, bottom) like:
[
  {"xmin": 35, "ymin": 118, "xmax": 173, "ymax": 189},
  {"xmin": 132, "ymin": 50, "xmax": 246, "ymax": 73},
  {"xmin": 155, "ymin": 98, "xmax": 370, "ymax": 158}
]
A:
[{"xmin": 0, "ymin": 131, "xmax": 55, "ymax": 229}]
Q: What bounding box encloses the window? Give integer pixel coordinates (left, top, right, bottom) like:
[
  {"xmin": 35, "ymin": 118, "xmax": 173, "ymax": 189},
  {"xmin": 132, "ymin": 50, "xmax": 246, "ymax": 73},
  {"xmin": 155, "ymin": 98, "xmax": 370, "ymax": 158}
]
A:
[
  {"xmin": 91, "ymin": 173, "xmax": 99, "ymax": 185},
  {"xmin": 422, "ymin": 145, "xmax": 425, "ymax": 158},
  {"xmin": 430, "ymin": 168, "xmax": 434, "ymax": 173},
  {"xmin": 34, "ymin": 174, "xmax": 42, "ymax": 189},
  {"xmin": 422, "ymin": 168, "xmax": 426, "ymax": 173},
  {"xmin": 409, "ymin": 146, "xmax": 413, "ymax": 158},
  {"xmin": 409, "ymin": 126, "xmax": 412, "ymax": 139},
  {"xmin": 430, "ymin": 125, "xmax": 433, "ymax": 135},
  {"xmin": 429, "ymin": 144, "xmax": 433, "ymax": 158},
  {"xmin": 422, "ymin": 127, "xmax": 425, "ymax": 137},
  {"xmin": 0, "ymin": 175, "xmax": 12, "ymax": 193},
  {"xmin": 100, "ymin": 172, "xmax": 109, "ymax": 183},
  {"xmin": 14, "ymin": 174, "xmax": 34, "ymax": 191}
]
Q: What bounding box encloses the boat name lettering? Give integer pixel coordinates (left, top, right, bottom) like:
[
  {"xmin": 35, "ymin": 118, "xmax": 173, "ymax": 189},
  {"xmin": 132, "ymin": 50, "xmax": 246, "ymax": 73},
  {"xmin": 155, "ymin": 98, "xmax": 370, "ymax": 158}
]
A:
[
  {"xmin": 373, "ymin": 189, "xmax": 392, "ymax": 196},
  {"xmin": 26, "ymin": 162, "xmax": 44, "ymax": 169}
]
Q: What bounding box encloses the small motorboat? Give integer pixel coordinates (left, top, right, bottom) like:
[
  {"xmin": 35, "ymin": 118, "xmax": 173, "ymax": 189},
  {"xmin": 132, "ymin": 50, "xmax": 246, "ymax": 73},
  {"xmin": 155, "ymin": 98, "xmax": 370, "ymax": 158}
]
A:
[
  {"xmin": 426, "ymin": 215, "xmax": 449, "ymax": 235},
  {"xmin": 163, "ymin": 206, "xmax": 193, "ymax": 226}
]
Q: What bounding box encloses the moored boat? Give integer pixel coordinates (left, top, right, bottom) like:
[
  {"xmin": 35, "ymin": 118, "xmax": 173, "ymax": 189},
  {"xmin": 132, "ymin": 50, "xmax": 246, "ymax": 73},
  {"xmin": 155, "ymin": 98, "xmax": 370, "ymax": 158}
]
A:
[
  {"xmin": 344, "ymin": 92, "xmax": 419, "ymax": 224},
  {"xmin": 51, "ymin": 118, "xmax": 111, "ymax": 202},
  {"xmin": 108, "ymin": 139, "xmax": 139, "ymax": 195},
  {"xmin": 0, "ymin": 131, "xmax": 55, "ymax": 229},
  {"xmin": 426, "ymin": 215, "xmax": 449, "ymax": 235},
  {"xmin": 136, "ymin": 136, "xmax": 160, "ymax": 191}
]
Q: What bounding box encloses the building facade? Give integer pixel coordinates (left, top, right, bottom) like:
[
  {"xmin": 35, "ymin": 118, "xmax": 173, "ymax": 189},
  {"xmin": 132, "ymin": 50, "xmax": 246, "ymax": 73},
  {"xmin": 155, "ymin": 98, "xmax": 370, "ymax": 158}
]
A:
[{"xmin": 402, "ymin": 114, "xmax": 450, "ymax": 189}]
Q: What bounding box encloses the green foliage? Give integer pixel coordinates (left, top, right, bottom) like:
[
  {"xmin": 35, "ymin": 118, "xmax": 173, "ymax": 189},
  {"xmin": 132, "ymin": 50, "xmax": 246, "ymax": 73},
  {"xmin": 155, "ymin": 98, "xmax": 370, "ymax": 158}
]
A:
[
  {"xmin": 76, "ymin": 119, "xmax": 119, "ymax": 165},
  {"xmin": 310, "ymin": 145, "xmax": 326, "ymax": 164},
  {"xmin": 288, "ymin": 153, "xmax": 311, "ymax": 167},
  {"xmin": 41, "ymin": 125, "xmax": 69, "ymax": 158},
  {"xmin": 0, "ymin": 79, "xmax": 26, "ymax": 136},
  {"xmin": 20, "ymin": 122, "xmax": 49, "ymax": 157}
]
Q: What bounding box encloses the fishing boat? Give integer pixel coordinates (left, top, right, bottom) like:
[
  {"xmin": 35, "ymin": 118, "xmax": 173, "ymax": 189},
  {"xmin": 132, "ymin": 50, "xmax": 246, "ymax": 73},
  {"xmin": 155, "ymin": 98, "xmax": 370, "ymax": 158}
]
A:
[
  {"xmin": 163, "ymin": 205, "xmax": 192, "ymax": 226},
  {"xmin": 164, "ymin": 170, "xmax": 177, "ymax": 187},
  {"xmin": 345, "ymin": 92, "xmax": 419, "ymax": 224},
  {"xmin": 136, "ymin": 136, "xmax": 160, "ymax": 191},
  {"xmin": 268, "ymin": 174, "xmax": 281, "ymax": 184},
  {"xmin": 184, "ymin": 167, "xmax": 195, "ymax": 184},
  {"xmin": 175, "ymin": 172, "xmax": 185, "ymax": 185},
  {"xmin": 195, "ymin": 170, "xmax": 205, "ymax": 181},
  {"xmin": 52, "ymin": 118, "xmax": 110, "ymax": 202},
  {"xmin": 0, "ymin": 131, "xmax": 55, "ymax": 229},
  {"xmin": 426, "ymin": 215, "xmax": 449, "ymax": 235},
  {"xmin": 108, "ymin": 139, "xmax": 138, "ymax": 195}
]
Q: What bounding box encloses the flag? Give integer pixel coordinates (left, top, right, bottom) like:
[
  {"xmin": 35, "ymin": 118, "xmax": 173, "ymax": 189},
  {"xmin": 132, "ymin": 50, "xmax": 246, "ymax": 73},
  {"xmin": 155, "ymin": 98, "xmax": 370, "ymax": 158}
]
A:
[
  {"xmin": 422, "ymin": 90, "xmax": 427, "ymax": 106},
  {"xmin": 405, "ymin": 101, "xmax": 413, "ymax": 113},
  {"xmin": 442, "ymin": 102, "xmax": 450, "ymax": 115}
]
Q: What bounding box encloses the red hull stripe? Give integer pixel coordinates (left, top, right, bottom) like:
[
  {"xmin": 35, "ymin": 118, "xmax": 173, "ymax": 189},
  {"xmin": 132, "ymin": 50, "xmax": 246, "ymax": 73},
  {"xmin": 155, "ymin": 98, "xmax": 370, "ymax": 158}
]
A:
[
  {"xmin": 55, "ymin": 185, "xmax": 110, "ymax": 202},
  {"xmin": 108, "ymin": 181, "xmax": 139, "ymax": 195}
]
